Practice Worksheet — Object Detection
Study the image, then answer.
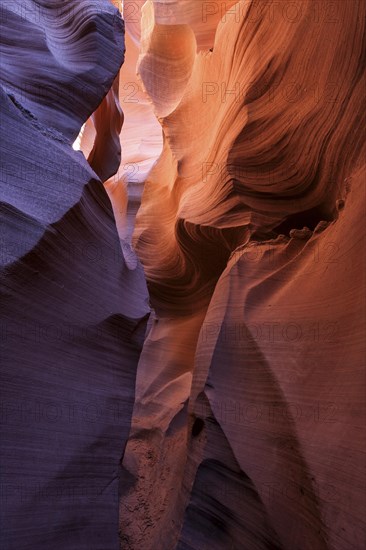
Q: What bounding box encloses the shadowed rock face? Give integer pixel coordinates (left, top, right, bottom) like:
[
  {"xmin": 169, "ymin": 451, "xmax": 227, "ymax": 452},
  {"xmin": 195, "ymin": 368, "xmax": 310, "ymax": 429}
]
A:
[
  {"xmin": 0, "ymin": 0, "xmax": 125, "ymax": 142},
  {"xmin": 0, "ymin": 2, "xmax": 149, "ymax": 548},
  {"xmin": 181, "ymin": 165, "xmax": 366, "ymax": 550},
  {"xmin": 1, "ymin": 0, "xmax": 365, "ymax": 549}
]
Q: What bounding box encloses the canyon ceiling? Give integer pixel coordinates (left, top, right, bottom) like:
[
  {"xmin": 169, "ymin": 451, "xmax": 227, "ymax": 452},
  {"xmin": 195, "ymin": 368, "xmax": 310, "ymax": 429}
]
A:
[{"xmin": 0, "ymin": 1, "xmax": 365, "ymax": 549}]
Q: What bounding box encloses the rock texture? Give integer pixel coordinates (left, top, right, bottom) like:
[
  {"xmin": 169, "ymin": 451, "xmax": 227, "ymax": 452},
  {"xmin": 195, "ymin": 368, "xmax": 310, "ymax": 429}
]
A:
[
  {"xmin": 1, "ymin": 2, "xmax": 149, "ymax": 548},
  {"xmin": 118, "ymin": 1, "xmax": 366, "ymax": 549},
  {"xmin": 1, "ymin": 1, "xmax": 365, "ymax": 549},
  {"xmin": 180, "ymin": 166, "xmax": 365, "ymax": 550}
]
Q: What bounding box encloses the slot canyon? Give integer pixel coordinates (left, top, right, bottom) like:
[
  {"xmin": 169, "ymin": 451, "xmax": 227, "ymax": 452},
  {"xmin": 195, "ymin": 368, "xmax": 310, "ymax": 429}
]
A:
[{"xmin": 0, "ymin": 1, "xmax": 365, "ymax": 549}]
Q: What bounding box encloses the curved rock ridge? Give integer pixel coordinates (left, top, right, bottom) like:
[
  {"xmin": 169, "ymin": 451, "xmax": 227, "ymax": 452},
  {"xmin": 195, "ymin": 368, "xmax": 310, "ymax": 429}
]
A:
[
  {"xmin": 87, "ymin": 74, "xmax": 124, "ymax": 183},
  {"xmin": 130, "ymin": 0, "xmax": 240, "ymax": 50},
  {"xmin": 0, "ymin": 85, "xmax": 149, "ymax": 547},
  {"xmin": 119, "ymin": 1, "xmax": 366, "ymax": 549},
  {"xmin": 1, "ymin": 0, "xmax": 365, "ymax": 548},
  {"xmin": 100, "ymin": 0, "xmax": 241, "ymax": 244},
  {"xmin": 181, "ymin": 164, "xmax": 366, "ymax": 550},
  {"xmin": 159, "ymin": 0, "xmax": 240, "ymax": 50},
  {"xmin": 138, "ymin": 1, "xmax": 197, "ymax": 119},
  {"xmin": 133, "ymin": 0, "xmax": 365, "ymax": 315},
  {"xmin": 77, "ymin": 20, "xmax": 163, "ymax": 242},
  {"xmin": 0, "ymin": 0, "xmax": 125, "ymax": 141},
  {"xmin": 135, "ymin": 0, "xmax": 239, "ymax": 119},
  {"xmin": 0, "ymin": 2, "xmax": 149, "ymax": 548},
  {"xmin": 108, "ymin": 28, "xmax": 163, "ymax": 241}
]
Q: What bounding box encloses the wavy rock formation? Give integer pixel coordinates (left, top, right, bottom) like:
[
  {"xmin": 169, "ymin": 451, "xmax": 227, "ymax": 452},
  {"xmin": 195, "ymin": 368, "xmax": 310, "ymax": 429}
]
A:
[
  {"xmin": 1, "ymin": 0, "xmax": 365, "ymax": 549},
  {"xmin": 119, "ymin": 1, "xmax": 366, "ymax": 549},
  {"xmin": 0, "ymin": 0, "xmax": 125, "ymax": 142},
  {"xmin": 0, "ymin": 2, "xmax": 149, "ymax": 548},
  {"xmin": 134, "ymin": 0, "xmax": 365, "ymax": 314},
  {"xmin": 181, "ymin": 166, "xmax": 366, "ymax": 550},
  {"xmin": 87, "ymin": 74, "xmax": 124, "ymax": 183}
]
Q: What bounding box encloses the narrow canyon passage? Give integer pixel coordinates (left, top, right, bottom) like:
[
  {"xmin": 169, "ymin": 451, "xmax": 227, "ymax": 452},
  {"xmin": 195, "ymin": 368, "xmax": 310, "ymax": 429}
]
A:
[{"xmin": 1, "ymin": 1, "xmax": 365, "ymax": 549}]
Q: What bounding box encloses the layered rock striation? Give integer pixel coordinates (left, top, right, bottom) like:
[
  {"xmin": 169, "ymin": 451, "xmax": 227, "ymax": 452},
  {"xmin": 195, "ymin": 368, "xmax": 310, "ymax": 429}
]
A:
[
  {"xmin": 120, "ymin": 1, "xmax": 366, "ymax": 549},
  {"xmin": 1, "ymin": 1, "xmax": 365, "ymax": 549},
  {"xmin": 1, "ymin": 2, "xmax": 149, "ymax": 548}
]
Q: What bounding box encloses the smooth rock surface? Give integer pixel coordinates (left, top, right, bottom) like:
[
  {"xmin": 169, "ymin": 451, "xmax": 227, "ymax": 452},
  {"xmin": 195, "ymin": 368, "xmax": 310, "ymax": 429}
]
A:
[
  {"xmin": 0, "ymin": 2, "xmax": 150, "ymax": 548},
  {"xmin": 119, "ymin": 1, "xmax": 366, "ymax": 548},
  {"xmin": 1, "ymin": 0, "xmax": 365, "ymax": 549}
]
